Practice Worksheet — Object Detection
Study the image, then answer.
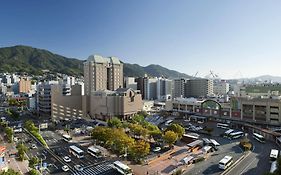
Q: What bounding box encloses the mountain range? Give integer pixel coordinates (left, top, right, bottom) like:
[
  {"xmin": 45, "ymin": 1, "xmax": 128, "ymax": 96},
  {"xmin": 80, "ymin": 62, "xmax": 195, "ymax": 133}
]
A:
[{"xmin": 0, "ymin": 45, "xmax": 191, "ymax": 78}]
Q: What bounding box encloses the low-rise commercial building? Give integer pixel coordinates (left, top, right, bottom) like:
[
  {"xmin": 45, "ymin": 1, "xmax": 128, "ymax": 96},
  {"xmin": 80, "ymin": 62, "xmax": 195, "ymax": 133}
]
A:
[{"xmin": 166, "ymin": 96, "xmax": 281, "ymax": 125}]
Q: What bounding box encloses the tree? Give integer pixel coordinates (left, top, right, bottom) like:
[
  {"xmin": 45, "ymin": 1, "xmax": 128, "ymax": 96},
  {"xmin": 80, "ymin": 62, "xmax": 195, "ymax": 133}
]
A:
[
  {"xmin": 5, "ymin": 127, "xmax": 14, "ymax": 143},
  {"xmin": 129, "ymin": 140, "xmax": 150, "ymax": 162},
  {"xmin": 131, "ymin": 114, "xmax": 145, "ymax": 124},
  {"xmin": 24, "ymin": 120, "xmax": 38, "ymax": 132},
  {"xmin": 0, "ymin": 169, "xmax": 21, "ymax": 175},
  {"xmin": 129, "ymin": 124, "xmax": 148, "ymax": 139},
  {"xmin": 107, "ymin": 117, "xmax": 122, "ymax": 128},
  {"xmin": 16, "ymin": 143, "xmax": 28, "ymax": 161},
  {"xmin": 29, "ymin": 157, "xmax": 39, "ymax": 169},
  {"xmin": 167, "ymin": 124, "xmax": 185, "ymax": 139},
  {"xmin": 163, "ymin": 131, "xmax": 178, "ymax": 147},
  {"xmin": 28, "ymin": 169, "xmax": 39, "ymax": 175}
]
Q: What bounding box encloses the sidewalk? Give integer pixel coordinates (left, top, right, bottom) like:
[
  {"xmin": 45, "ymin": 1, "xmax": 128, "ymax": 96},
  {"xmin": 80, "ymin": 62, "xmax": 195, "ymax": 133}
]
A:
[{"xmin": 0, "ymin": 133, "xmax": 29, "ymax": 174}]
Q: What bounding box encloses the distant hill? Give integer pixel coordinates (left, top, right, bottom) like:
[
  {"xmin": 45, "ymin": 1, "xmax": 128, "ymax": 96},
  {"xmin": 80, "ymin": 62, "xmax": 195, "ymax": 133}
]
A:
[
  {"xmin": 238, "ymin": 75, "xmax": 281, "ymax": 83},
  {"xmin": 0, "ymin": 45, "xmax": 191, "ymax": 78},
  {"xmin": 123, "ymin": 63, "xmax": 191, "ymax": 78},
  {"xmin": 0, "ymin": 45, "xmax": 83, "ymax": 76}
]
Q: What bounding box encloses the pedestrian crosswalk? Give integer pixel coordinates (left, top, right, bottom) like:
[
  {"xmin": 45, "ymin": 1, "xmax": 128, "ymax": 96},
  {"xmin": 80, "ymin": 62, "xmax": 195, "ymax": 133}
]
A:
[{"xmin": 72, "ymin": 162, "xmax": 121, "ymax": 175}]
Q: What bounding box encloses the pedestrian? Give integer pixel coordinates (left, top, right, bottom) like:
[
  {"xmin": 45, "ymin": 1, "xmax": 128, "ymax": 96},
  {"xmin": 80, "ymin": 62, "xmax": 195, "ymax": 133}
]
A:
[{"xmin": 7, "ymin": 159, "xmax": 10, "ymax": 164}]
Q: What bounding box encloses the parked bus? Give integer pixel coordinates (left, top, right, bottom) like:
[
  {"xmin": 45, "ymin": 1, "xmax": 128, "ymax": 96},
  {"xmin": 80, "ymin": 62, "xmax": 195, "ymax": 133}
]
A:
[
  {"xmin": 165, "ymin": 120, "xmax": 173, "ymax": 126},
  {"xmin": 69, "ymin": 145, "xmax": 84, "ymax": 158},
  {"xmin": 253, "ymin": 133, "xmax": 265, "ymax": 143},
  {"xmin": 112, "ymin": 161, "xmax": 133, "ymax": 175},
  {"xmin": 228, "ymin": 131, "xmax": 244, "ymax": 139},
  {"xmin": 270, "ymin": 149, "xmax": 279, "ymax": 161},
  {"xmin": 219, "ymin": 155, "xmax": 233, "ymax": 170},
  {"xmin": 87, "ymin": 146, "xmax": 102, "ymax": 158},
  {"xmin": 270, "ymin": 161, "xmax": 277, "ymax": 173},
  {"xmin": 210, "ymin": 139, "xmax": 220, "ymax": 150},
  {"xmin": 217, "ymin": 123, "xmax": 229, "ymax": 129},
  {"xmin": 62, "ymin": 134, "xmax": 72, "ymax": 142},
  {"xmin": 202, "ymin": 138, "xmax": 212, "ymax": 145},
  {"xmin": 224, "ymin": 129, "xmax": 234, "ymax": 137}
]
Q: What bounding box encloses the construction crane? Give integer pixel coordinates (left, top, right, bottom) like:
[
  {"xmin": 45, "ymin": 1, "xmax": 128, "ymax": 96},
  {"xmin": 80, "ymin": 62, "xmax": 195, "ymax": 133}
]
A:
[
  {"xmin": 205, "ymin": 70, "xmax": 219, "ymax": 79},
  {"xmin": 192, "ymin": 71, "xmax": 199, "ymax": 78}
]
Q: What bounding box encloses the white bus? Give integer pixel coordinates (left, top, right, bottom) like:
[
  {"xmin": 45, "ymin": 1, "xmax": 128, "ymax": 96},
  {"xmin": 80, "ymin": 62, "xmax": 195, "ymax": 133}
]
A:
[
  {"xmin": 217, "ymin": 123, "xmax": 229, "ymax": 129},
  {"xmin": 87, "ymin": 146, "xmax": 102, "ymax": 158},
  {"xmin": 69, "ymin": 145, "xmax": 84, "ymax": 158},
  {"xmin": 219, "ymin": 156, "xmax": 233, "ymax": 170},
  {"xmin": 228, "ymin": 131, "xmax": 244, "ymax": 139},
  {"xmin": 62, "ymin": 134, "xmax": 72, "ymax": 142},
  {"xmin": 253, "ymin": 133, "xmax": 265, "ymax": 143},
  {"xmin": 165, "ymin": 120, "xmax": 173, "ymax": 126},
  {"xmin": 270, "ymin": 161, "xmax": 277, "ymax": 173},
  {"xmin": 112, "ymin": 161, "xmax": 133, "ymax": 175},
  {"xmin": 270, "ymin": 149, "xmax": 279, "ymax": 161},
  {"xmin": 224, "ymin": 129, "xmax": 234, "ymax": 137},
  {"xmin": 210, "ymin": 139, "xmax": 220, "ymax": 150}
]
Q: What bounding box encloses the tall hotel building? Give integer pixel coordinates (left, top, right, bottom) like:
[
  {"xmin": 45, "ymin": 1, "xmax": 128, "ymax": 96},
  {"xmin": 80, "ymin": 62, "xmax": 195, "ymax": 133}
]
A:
[{"xmin": 84, "ymin": 55, "xmax": 123, "ymax": 95}]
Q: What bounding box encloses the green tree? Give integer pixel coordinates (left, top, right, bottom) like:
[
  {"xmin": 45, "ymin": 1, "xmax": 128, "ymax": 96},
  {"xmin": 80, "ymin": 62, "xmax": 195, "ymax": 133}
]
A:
[
  {"xmin": 167, "ymin": 124, "xmax": 185, "ymax": 139},
  {"xmin": 29, "ymin": 157, "xmax": 39, "ymax": 169},
  {"xmin": 163, "ymin": 131, "xmax": 178, "ymax": 147},
  {"xmin": 107, "ymin": 117, "xmax": 122, "ymax": 128},
  {"xmin": 0, "ymin": 169, "xmax": 21, "ymax": 175},
  {"xmin": 28, "ymin": 169, "xmax": 39, "ymax": 175},
  {"xmin": 129, "ymin": 140, "xmax": 150, "ymax": 162},
  {"xmin": 5, "ymin": 127, "xmax": 14, "ymax": 143},
  {"xmin": 16, "ymin": 143, "xmax": 28, "ymax": 161},
  {"xmin": 131, "ymin": 114, "xmax": 145, "ymax": 124},
  {"xmin": 24, "ymin": 120, "xmax": 38, "ymax": 132},
  {"xmin": 129, "ymin": 124, "xmax": 148, "ymax": 139}
]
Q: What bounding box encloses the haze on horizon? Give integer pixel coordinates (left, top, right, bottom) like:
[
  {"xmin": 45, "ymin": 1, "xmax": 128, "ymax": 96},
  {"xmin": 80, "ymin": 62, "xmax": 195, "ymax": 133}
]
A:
[{"xmin": 1, "ymin": 0, "xmax": 281, "ymax": 79}]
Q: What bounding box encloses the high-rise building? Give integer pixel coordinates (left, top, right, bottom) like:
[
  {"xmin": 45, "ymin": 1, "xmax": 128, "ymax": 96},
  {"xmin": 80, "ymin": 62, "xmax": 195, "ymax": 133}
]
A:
[
  {"xmin": 124, "ymin": 77, "xmax": 138, "ymax": 90},
  {"xmin": 157, "ymin": 78, "xmax": 172, "ymax": 101},
  {"xmin": 136, "ymin": 77, "xmax": 145, "ymax": 99},
  {"xmin": 19, "ymin": 77, "xmax": 31, "ymax": 93},
  {"xmin": 84, "ymin": 55, "xmax": 123, "ymax": 95},
  {"xmin": 173, "ymin": 78, "xmax": 186, "ymax": 98},
  {"xmin": 213, "ymin": 80, "xmax": 229, "ymax": 95},
  {"xmin": 185, "ymin": 79, "xmax": 213, "ymax": 98},
  {"xmin": 143, "ymin": 77, "xmax": 158, "ymax": 100}
]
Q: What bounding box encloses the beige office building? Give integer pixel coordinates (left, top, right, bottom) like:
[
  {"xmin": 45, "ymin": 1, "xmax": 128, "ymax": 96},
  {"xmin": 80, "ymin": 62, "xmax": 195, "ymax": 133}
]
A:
[
  {"xmin": 84, "ymin": 55, "xmax": 123, "ymax": 95},
  {"xmin": 51, "ymin": 84, "xmax": 83, "ymax": 121},
  {"xmin": 51, "ymin": 87, "xmax": 142, "ymax": 121},
  {"xmin": 19, "ymin": 77, "xmax": 31, "ymax": 93},
  {"xmin": 83, "ymin": 88, "xmax": 143, "ymax": 120},
  {"xmin": 237, "ymin": 97, "xmax": 281, "ymax": 125}
]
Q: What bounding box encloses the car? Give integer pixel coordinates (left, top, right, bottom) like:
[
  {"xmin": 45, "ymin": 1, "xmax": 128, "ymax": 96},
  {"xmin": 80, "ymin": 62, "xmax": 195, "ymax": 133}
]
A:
[
  {"xmin": 63, "ymin": 156, "xmax": 71, "ymax": 163},
  {"xmin": 62, "ymin": 165, "xmax": 69, "ymax": 172},
  {"xmin": 153, "ymin": 147, "xmax": 161, "ymax": 152},
  {"xmin": 74, "ymin": 164, "xmax": 83, "ymax": 171},
  {"xmin": 31, "ymin": 144, "xmax": 37, "ymax": 149},
  {"xmin": 13, "ymin": 137, "xmax": 18, "ymax": 142}
]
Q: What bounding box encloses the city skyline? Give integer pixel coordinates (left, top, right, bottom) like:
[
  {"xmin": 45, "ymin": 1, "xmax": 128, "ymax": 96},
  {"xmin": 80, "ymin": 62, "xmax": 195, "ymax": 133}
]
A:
[{"xmin": 1, "ymin": 0, "xmax": 281, "ymax": 79}]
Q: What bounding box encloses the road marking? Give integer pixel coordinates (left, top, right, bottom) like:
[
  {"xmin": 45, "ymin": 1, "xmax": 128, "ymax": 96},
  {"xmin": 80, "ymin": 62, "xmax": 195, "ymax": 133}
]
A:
[{"xmin": 239, "ymin": 157, "xmax": 256, "ymax": 174}]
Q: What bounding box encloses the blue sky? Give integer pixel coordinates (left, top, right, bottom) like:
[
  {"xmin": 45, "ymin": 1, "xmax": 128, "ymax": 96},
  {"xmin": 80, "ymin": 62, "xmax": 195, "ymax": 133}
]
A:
[{"xmin": 1, "ymin": 0, "xmax": 281, "ymax": 79}]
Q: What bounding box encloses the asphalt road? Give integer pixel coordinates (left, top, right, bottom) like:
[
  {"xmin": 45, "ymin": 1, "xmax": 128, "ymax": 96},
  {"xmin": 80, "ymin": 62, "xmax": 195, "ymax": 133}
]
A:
[
  {"xmin": 16, "ymin": 129, "xmax": 112, "ymax": 175},
  {"xmin": 225, "ymin": 134, "xmax": 279, "ymax": 175},
  {"xmin": 184, "ymin": 133, "xmax": 244, "ymax": 175}
]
